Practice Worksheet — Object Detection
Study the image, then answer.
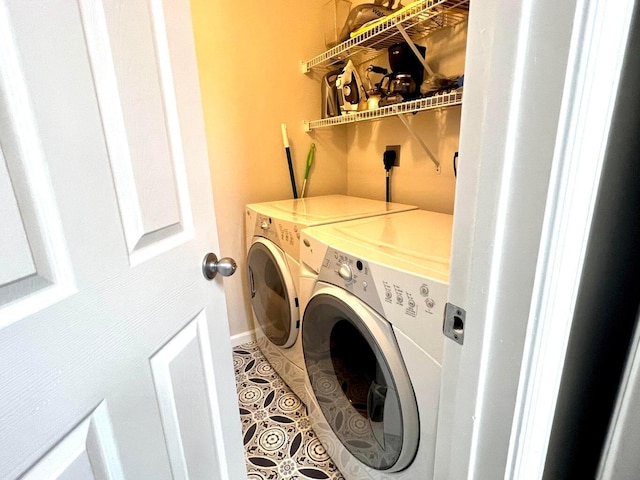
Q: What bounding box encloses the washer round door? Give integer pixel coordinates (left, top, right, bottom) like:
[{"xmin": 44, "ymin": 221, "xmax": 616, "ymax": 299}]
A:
[
  {"xmin": 247, "ymin": 238, "xmax": 298, "ymax": 348},
  {"xmin": 303, "ymin": 284, "xmax": 419, "ymax": 472}
]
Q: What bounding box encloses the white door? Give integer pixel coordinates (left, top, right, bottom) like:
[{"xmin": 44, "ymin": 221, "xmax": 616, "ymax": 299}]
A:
[{"xmin": 0, "ymin": 1, "xmax": 245, "ymax": 479}]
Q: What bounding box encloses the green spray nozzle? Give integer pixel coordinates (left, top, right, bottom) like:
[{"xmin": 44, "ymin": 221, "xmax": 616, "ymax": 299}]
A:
[{"xmin": 301, "ymin": 143, "xmax": 316, "ymax": 198}]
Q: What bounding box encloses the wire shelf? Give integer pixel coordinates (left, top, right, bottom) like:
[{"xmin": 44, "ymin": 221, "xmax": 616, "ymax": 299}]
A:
[
  {"xmin": 303, "ymin": 89, "xmax": 462, "ymax": 131},
  {"xmin": 301, "ymin": 0, "xmax": 470, "ymax": 73}
]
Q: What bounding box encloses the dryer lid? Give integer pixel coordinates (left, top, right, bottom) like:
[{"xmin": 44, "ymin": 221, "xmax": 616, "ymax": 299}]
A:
[
  {"xmin": 302, "ymin": 209, "xmax": 453, "ymax": 282},
  {"xmin": 246, "ymin": 195, "xmax": 416, "ymax": 227}
]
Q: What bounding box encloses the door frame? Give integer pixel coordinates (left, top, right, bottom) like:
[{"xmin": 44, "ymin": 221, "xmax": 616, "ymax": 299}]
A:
[{"xmin": 443, "ymin": 0, "xmax": 636, "ymax": 478}]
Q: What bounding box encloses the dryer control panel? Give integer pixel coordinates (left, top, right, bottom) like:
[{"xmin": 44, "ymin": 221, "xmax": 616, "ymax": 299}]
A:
[
  {"xmin": 246, "ymin": 209, "xmax": 301, "ymax": 260},
  {"xmin": 318, "ymin": 247, "xmax": 448, "ymax": 363}
]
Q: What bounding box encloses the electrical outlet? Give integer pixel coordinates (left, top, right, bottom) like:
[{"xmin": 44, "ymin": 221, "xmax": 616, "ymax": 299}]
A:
[{"xmin": 385, "ymin": 145, "xmax": 401, "ymax": 166}]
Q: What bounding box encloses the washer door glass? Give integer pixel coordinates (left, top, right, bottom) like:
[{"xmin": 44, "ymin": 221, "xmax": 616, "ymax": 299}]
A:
[
  {"xmin": 303, "ymin": 291, "xmax": 418, "ymax": 471},
  {"xmin": 247, "ymin": 240, "xmax": 296, "ymax": 347}
]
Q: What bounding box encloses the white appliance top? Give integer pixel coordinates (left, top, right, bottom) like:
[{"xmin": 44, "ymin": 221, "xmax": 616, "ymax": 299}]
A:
[
  {"xmin": 246, "ymin": 195, "xmax": 416, "ymax": 227},
  {"xmin": 302, "ymin": 209, "xmax": 453, "ymax": 283}
]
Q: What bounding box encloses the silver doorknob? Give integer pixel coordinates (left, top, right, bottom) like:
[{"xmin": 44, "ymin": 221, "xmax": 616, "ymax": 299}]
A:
[{"xmin": 202, "ymin": 252, "xmax": 237, "ymax": 280}]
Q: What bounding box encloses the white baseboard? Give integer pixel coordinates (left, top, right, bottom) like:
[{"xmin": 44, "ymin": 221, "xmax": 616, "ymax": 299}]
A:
[{"xmin": 230, "ymin": 329, "xmax": 256, "ymax": 348}]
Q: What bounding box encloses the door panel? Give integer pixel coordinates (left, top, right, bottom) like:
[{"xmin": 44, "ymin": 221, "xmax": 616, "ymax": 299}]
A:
[
  {"xmin": 0, "ymin": 151, "xmax": 34, "ymax": 286},
  {"xmin": 0, "ymin": 1, "xmax": 245, "ymax": 478},
  {"xmin": 151, "ymin": 313, "xmax": 225, "ymax": 480},
  {"xmin": 0, "ymin": 144, "xmax": 62, "ymax": 319},
  {"xmin": 101, "ymin": 0, "xmax": 181, "ymax": 241},
  {"xmin": 21, "ymin": 403, "xmax": 125, "ymax": 480},
  {"xmin": 0, "ymin": 12, "xmax": 75, "ymax": 324},
  {"xmin": 78, "ymin": 0, "xmax": 193, "ymax": 265}
]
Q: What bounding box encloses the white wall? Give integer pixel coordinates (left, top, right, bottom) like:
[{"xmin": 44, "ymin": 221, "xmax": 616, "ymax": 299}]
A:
[
  {"xmin": 346, "ymin": 21, "xmax": 467, "ymax": 213},
  {"xmin": 191, "ymin": 0, "xmax": 348, "ymax": 338}
]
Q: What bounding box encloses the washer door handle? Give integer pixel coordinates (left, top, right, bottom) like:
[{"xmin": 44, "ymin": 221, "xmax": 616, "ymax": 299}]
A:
[
  {"xmin": 248, "ymin": 266, "xmax": 256, "ymax": 298},
  {"xmin": 202, "ymin": 253, "xmax": 237, "ymax": 280}
]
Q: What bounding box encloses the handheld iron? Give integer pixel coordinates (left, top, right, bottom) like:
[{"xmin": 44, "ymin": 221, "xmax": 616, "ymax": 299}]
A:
[{"xmin": 336, "ymin": 60, "xmax": 367, "ymax": 113}]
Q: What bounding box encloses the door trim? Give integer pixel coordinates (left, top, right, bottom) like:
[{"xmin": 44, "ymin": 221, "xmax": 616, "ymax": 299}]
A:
[{"xmin": 505, "ymin": 0, "xmax": 636, "ymax": 477}]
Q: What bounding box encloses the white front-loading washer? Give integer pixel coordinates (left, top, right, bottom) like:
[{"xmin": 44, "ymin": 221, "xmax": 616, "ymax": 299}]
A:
[
  {"xmin": 299, "ymin": 209, "xmax": 453, "ymax": 479},
  {"xmin": 245, "ymin": 195, "xmax": 416, "ymax": 404}
]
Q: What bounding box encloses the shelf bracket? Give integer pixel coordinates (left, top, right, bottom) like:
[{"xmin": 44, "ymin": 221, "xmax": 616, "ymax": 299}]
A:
[
  {"xmin": 396, "ymin": 24, "xmax": 435, "ymax": 77},
  {"xmin": 393, "ymin": 25, "xmax": 440, "ymax": 173},
  {"xmin": 397, "ymin": 113, "xmax": 441, "ymax": 173}
]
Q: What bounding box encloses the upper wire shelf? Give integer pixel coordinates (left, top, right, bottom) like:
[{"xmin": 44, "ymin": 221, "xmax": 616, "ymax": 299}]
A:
[{"xmin": 301, "ymin": 0, "xmax": 470, "ymax": 73}]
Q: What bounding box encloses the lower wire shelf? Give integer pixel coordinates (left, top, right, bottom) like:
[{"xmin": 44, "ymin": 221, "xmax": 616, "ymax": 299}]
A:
[{"xmin": 303, "ymin": 88, "xmax": 462, "ymax": 131}]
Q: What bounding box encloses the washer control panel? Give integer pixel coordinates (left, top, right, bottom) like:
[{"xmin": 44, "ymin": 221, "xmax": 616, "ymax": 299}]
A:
[
  {"xmin": 317, "ymin": 246, "xmax": 448, "ymax": 362},
  {"xmin": 318, "ymin": 248, "xmax": 385, "ymax": 314}
]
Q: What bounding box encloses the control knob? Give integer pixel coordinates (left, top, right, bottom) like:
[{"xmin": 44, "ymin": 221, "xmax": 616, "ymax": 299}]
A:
[{"xmin": 338, "ymin": 263, "xmax": 353, "ymax": 282}]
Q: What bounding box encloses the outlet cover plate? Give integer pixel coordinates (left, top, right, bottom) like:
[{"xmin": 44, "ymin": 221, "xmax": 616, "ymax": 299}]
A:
[{"xmin": 385, "ymin": 145, "xmax": 401, "ymax": 166}]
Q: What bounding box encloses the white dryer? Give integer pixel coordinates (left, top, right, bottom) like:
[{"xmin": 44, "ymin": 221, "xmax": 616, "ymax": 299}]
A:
[
  {"xmin": 245, "ymin": 195, "xmax": 416, "ymax": 403},
  {"xmin": 299, "ymin": 209, "xmax": 453, "ymax": 479}
]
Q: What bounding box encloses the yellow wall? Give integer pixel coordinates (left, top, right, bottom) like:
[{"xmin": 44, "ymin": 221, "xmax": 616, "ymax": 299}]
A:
[
  {"xmin": 191, "ymin": 1, "xmax": 466, "ymax": 338},
  {"xmin": 191, "ymin": 0, "xmax": 349, "ymax": 338},
  {"xmin": 346, "ymin": 21, "xmax": 467, "ymax": 213}
]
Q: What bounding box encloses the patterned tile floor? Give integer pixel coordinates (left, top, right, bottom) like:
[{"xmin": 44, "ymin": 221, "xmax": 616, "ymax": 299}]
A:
[{"xmin": 233, "ymin": 341, "xmax": 345, "ymax": 480}]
